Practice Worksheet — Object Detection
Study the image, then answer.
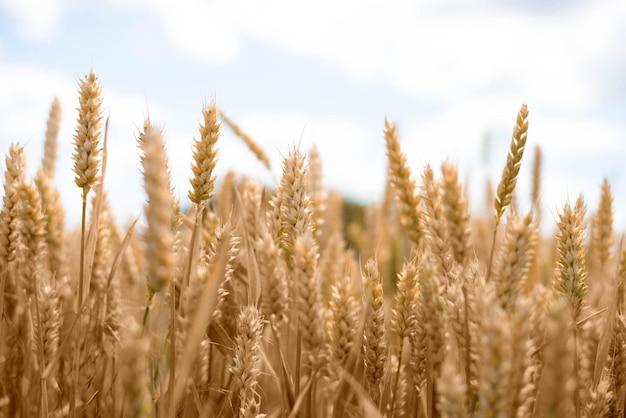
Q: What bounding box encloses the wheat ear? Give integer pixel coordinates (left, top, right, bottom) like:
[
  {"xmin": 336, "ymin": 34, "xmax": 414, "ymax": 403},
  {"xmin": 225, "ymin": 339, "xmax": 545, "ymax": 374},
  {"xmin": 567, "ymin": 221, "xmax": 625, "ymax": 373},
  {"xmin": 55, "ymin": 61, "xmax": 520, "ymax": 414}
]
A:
[
  {"xmin": 441, "ymin": 162, "xmax": 471, "ymax": 265},
  {"xmin": 530, "ymin": 145, "xmax": 542, "ymax": 219},
  {"xmin": 487, "ymin": 103, "xmax": 529, "ymax": 281},
  {"xmin": 230, "ymin": 306, "xmax": 264, "ymax": 418},
  {"xmin": 72, "ymin": 69, "xmax": 103, "ymax": 198},
  {"xmin": 362, "ymin": 258, "xmax": 387, "ymax": 407},
  {"xmin": 421, "ymin": 164, "xmax": 455, "ymax": 282},
  {"xmin": 390, "ymin": 256, "xmax": 420, "ymax": 415},
  {"xmin": 326, "ymin": 269, "xmax": 359, "ymax": 369},
  {"xmin": 308, "ymin": 144, "xmax": 327, "ymax": 244},
  {"xmin": 140, "ymin": 123, "xmax": 176, "ymax": 296},
  {"xmin": 69, "ymin": 69, "xmax": 103, "ymax": 418},
  {"xmin": 183, "ymin": 101, "xmax": 221, "ymax": 314},
  {"xmin": 189, "ymin": 100, "xmax": 220, "ymax": 204},
  {"xmin": 35, "ymin": 170, "xmax": 67, "ymax": 288},
  {"xmin": 494, "ymin": 103, "xmax": 529, "ymax": 228},
  {"xmin": 139, "ymin": 122, "xmax": 177, "ymax": 412},
  {"xmin": 41, "ymin": 97, "xmax": 61, "ymax": 179},
  {"xmin": 554, "ymin": 195, "xmax": 588, "ymax": 418},
  {"xmin": 590, "ymin": 178, "xmax": 614, "ymax": 270},
  {"xmin": 494, "ymin": 212, "xmax": 537, "ymax": 310},
  {"xmin": 384, "ymin": 119, "xmax": 422, "ymax": 248}
]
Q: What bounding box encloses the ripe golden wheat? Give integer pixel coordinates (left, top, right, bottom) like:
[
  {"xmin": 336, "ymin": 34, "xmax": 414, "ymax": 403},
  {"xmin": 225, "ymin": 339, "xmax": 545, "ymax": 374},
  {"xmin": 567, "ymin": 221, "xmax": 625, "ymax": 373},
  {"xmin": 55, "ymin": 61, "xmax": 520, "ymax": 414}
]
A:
[{"xmin": 0, "ymin": 70, "xmax": 624, "ymax": 418}]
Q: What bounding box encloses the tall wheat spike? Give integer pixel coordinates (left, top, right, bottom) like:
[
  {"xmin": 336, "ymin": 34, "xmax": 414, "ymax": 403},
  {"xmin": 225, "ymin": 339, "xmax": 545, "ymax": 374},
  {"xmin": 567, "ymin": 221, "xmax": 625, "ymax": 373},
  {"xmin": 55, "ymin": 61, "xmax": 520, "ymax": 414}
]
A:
[
  {"xmin": 487, "ymin": 104, "xmax": 529, "ymax": 281},
  {"xmin": 494, "ymin": 104, "xmax": 529, "ymax": 229},
  {"xmin": 384, "ymin": 119, "xmax": 422, "ymax": 248}
]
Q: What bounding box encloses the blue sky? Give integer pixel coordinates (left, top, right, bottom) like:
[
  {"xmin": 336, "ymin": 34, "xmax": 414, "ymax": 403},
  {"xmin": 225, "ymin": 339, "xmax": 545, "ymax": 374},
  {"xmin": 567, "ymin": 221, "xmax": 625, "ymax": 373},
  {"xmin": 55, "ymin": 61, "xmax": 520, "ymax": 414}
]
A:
[{"xmin": 1, "ymin": 0, "xmax": 625, "ymax": 234}]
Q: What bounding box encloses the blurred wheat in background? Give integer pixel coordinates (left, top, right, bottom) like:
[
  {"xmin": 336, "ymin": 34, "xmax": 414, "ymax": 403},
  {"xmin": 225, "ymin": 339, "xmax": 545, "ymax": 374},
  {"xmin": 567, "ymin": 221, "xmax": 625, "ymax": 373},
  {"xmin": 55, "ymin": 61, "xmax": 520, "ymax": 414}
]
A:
[{"xmin": 1, "ymin": 69, "xmax": 624, "ymax": 418}]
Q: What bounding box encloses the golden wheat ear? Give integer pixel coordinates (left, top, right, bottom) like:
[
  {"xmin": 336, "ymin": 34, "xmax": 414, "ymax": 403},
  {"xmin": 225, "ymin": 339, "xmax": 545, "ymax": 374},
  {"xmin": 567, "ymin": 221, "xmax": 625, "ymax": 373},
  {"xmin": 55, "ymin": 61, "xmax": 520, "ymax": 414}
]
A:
[
  {"xmin": 531, "ymin": 145, "xmax": 542, "ymax": 216},
  {"xmin": 441, "ymin": 161, "xmax": 471, "ymax": 265},
  {"xmin": 189, "ymin": 100, "xmax": 220, "ymax": 204},
  {"xmin": 41, "ymin": 97, "xmax": 61, "ymax": 179},
  {"xmin": 140, "ymin": 123, "xmax": 176, "ymax": 296},
  {"xmin": 383, "ymin": 119, "xmax": 422, "ymax": 248},
  {"xmin": 362, "ymin": 258, "xmax": 387, "ymax": 407},
  {"xmin": 494, "ymin": 103, "xmax": 529, "ymax": 229},
  {"xmin": 487, "ymin": 104, "xmax": 529, "ymax": 281},
  {"xmin": 72, "ymin": 69, "xmax": 103, "ymax": 198}
]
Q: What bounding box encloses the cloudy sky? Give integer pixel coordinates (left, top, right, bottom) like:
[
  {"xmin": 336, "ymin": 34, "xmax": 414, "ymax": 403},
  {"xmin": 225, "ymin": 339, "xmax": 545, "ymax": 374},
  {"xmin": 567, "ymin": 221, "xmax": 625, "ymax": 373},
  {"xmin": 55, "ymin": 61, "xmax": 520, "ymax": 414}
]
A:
[{"xmin": 1, "ymin": 0, "xmax": 625, "ymax": 234}]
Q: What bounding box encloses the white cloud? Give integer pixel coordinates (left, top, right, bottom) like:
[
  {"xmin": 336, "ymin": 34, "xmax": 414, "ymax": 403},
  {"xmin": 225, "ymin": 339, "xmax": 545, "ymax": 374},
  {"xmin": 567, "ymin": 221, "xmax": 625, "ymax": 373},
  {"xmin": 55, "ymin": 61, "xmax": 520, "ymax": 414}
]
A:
[
  {"xmin": 0, "ymin": 0, "xmax": 67, "ymax": 41},
  {"xmin": 104, "ymin": 0, "xmax": 625, "ymax": 115},
  {"xmin": 107, "ymin": 0, "xmax": 240, "ymax": 63}
]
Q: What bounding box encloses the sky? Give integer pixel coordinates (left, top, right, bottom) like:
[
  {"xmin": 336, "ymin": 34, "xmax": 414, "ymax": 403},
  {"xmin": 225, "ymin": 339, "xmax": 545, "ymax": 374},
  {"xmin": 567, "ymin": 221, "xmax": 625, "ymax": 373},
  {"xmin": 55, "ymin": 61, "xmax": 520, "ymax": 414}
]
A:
[{"xmin": 1, "ymin": 0, "xmax": 625, "ymax": 235}]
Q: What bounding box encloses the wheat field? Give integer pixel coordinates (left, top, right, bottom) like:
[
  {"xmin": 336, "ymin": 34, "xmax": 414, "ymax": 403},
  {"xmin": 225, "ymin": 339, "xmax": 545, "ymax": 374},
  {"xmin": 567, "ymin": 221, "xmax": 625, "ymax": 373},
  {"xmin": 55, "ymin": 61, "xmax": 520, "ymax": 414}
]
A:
[{"xmin": 0, "ymin": 69, "xmax": 623, "ymax": 418}]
